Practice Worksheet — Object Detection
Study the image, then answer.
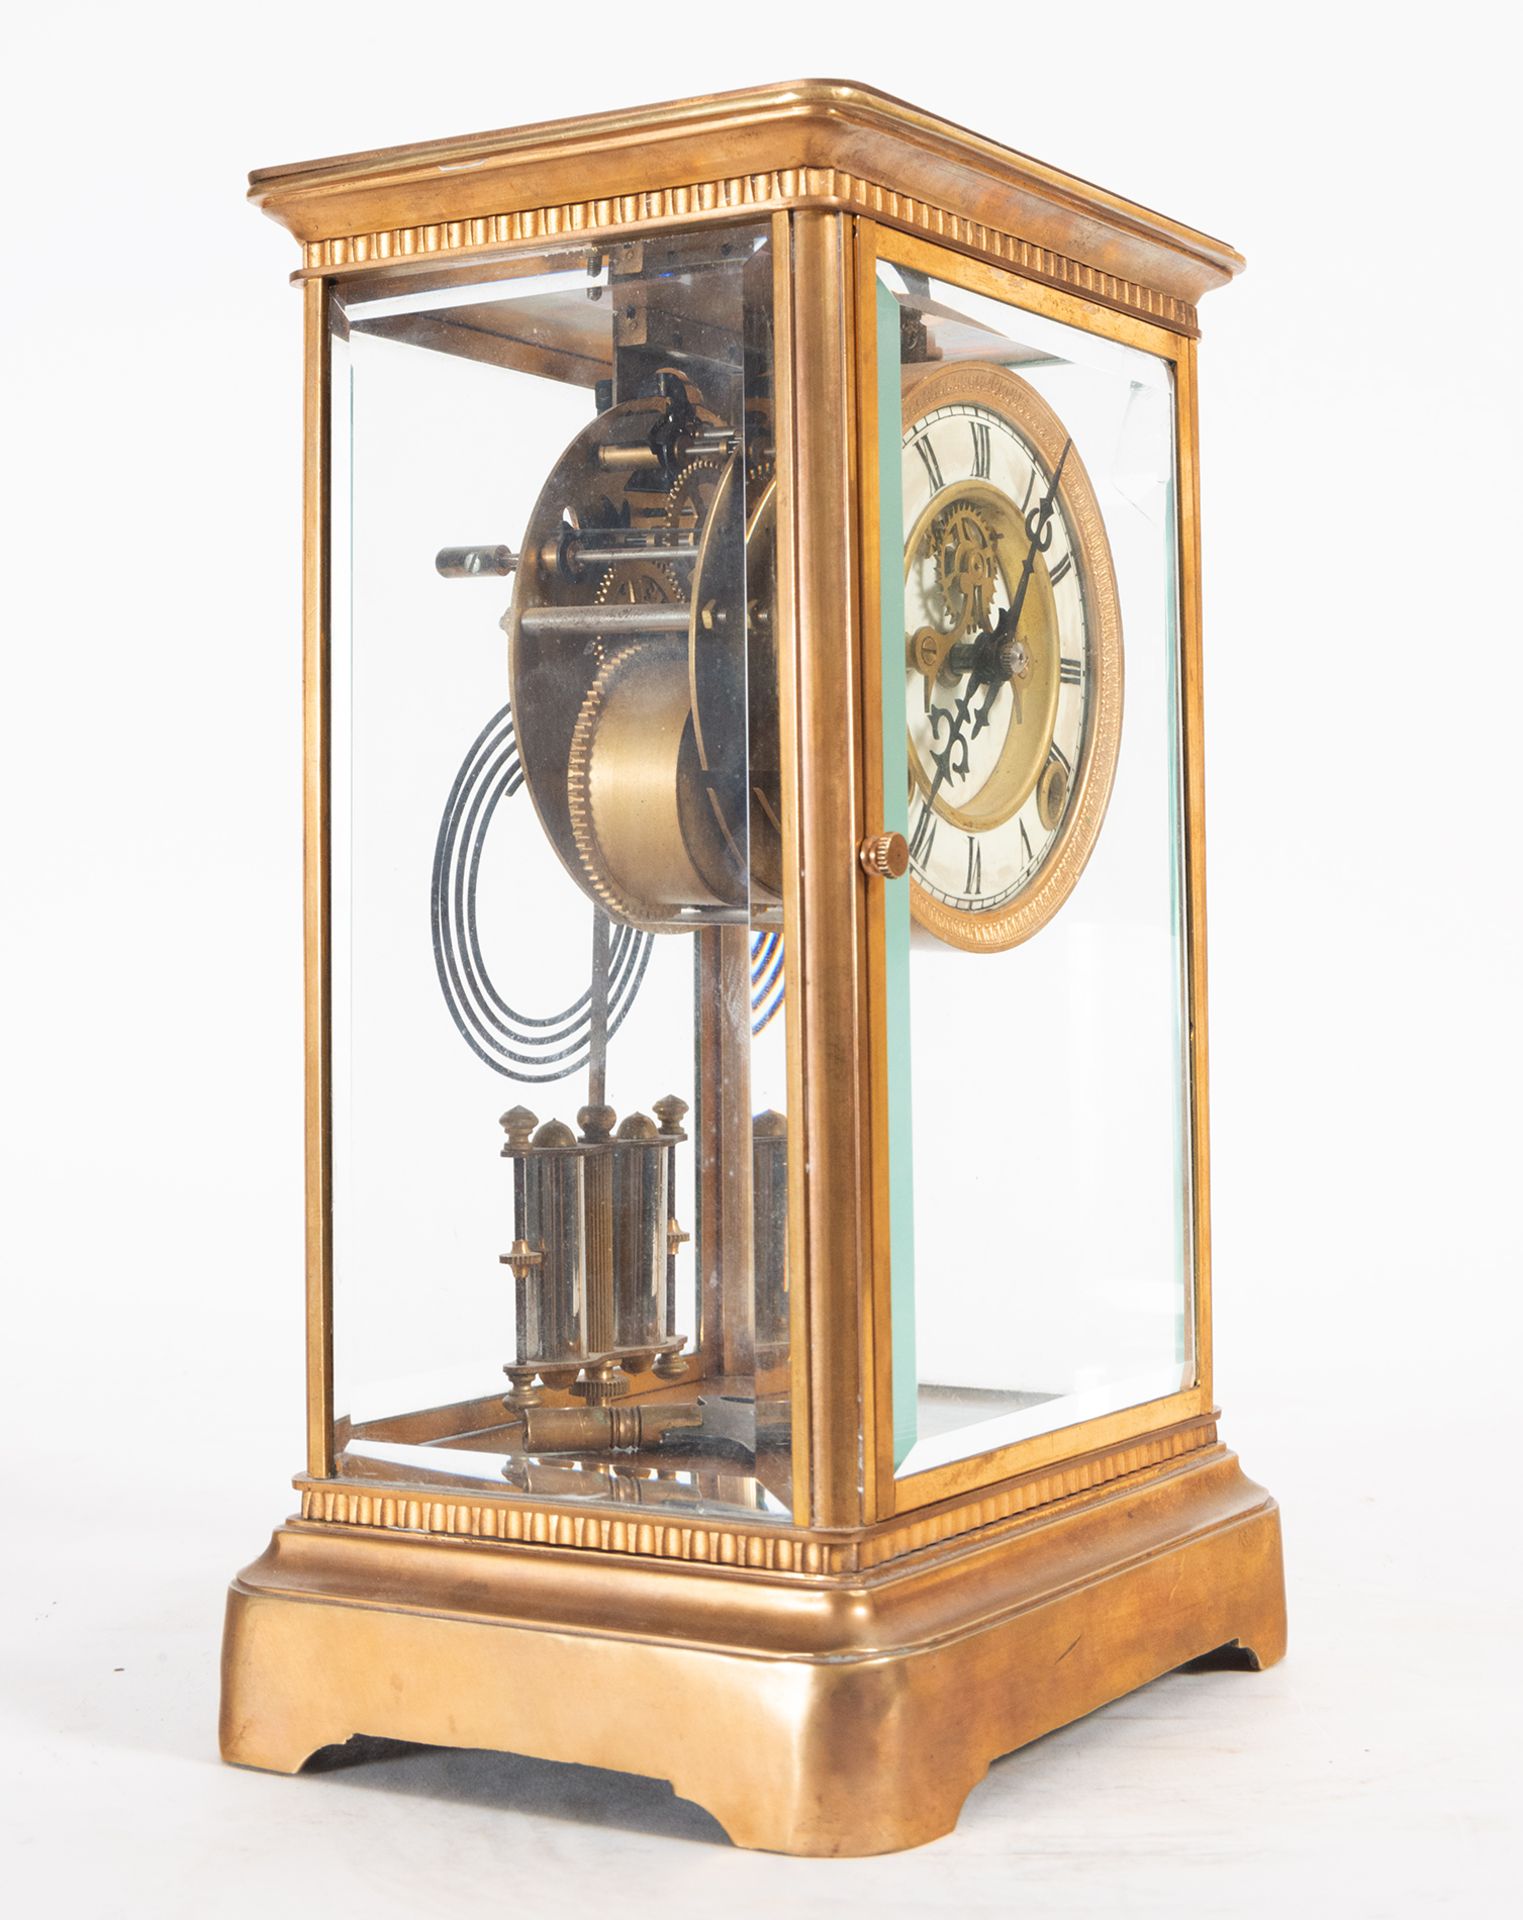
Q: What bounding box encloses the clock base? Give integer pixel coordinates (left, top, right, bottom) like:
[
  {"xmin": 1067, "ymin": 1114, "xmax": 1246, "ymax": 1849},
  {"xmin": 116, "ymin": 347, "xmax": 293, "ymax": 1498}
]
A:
[{"xmin": 220, "ymin": 1445, "xmax": 1284, "ymax": 1856}]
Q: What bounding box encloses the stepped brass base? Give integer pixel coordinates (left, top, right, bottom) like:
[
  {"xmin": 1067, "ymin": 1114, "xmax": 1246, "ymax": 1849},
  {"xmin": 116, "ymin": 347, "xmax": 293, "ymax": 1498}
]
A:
[{"xmin": 220, "ymin": 1445, "xmax": 1285, "ymax": 1856}]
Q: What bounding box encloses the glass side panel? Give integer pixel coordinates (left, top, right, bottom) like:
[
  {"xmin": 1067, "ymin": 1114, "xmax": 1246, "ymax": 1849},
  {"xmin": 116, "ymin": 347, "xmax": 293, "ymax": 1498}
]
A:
[
  {"xmin": 875, "ymin": 278, "xmax": 919, "ymax": 1470},
  {"xmin": 329, "ymin": 230, "xmax": 792, "ymax": 1519},
  {"xmin": 876, "ymin": 260, "xmax": 1192, "ymax": 1480}
]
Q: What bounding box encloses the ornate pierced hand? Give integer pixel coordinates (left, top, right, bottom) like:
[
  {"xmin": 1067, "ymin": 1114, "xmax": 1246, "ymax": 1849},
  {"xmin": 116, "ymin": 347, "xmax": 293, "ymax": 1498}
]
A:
[{"xmin": 969, "ymin": 439, "xmax": 1069, "ymax": 740}]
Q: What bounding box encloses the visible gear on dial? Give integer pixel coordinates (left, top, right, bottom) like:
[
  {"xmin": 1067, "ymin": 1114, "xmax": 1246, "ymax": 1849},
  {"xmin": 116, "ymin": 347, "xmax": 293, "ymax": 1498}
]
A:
[{"xmin": 932, "ymin": 499, "xmax": 1000, "ymax": 633}]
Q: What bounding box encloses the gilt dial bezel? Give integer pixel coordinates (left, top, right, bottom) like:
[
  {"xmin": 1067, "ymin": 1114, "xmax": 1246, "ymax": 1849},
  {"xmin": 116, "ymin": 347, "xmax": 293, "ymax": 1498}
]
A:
[{"xmin": 901, "ymin": 360, "xmax": 1124, "ymax": 952}]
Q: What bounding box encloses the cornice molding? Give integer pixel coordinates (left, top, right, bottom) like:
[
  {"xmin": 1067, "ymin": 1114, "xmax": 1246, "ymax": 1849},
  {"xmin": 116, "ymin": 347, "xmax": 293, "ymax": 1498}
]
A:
[
  {"xmin": 291, "ymin": 166, "xmax": 1200, "ymax": 334},
  {"xmin": 252, "ymin": 79, "xmax": 1238, "ymax": 329}
]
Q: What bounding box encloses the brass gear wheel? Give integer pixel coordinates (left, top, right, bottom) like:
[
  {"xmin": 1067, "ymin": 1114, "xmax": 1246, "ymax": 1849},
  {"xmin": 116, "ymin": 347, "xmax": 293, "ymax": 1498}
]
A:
[
  {"xmin": 592, "ymin": 556, "xmax": 684, "ymax": 667},
  {"xmin": 593, "ymin": 557, "xmax": 684, "ymax": 606},
  {"xmin": 566, "ymin": 642, "xmax": 668, "ymax": 928},
  {"xmin": 932, "ymin": 498, "xmax": 1000, "ymax": 631},
  {"xmin": 566, "ymin": 638, "xmax": 736, "ymax": 931},
  {"xmin": 665, "ymin": 457, "xmax": 727, "ymax": 536}
]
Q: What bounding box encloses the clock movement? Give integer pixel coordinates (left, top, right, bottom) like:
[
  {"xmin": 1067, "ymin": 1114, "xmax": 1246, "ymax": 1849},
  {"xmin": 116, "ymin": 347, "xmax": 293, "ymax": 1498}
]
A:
[{"xmin": 221, "ymin": 81, "xmax": 1286, "ymax": 1855}]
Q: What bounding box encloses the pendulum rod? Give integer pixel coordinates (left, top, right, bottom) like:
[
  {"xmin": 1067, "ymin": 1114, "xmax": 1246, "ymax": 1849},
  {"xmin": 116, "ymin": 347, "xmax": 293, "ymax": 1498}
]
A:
[
  {"xmin": 588, "ymin": 907, "xmax": 611, "ymax": 1112},
  {"xmin": 577, "ymin": 908, "xmax": 621, "ymax": 1403},
  {"xmin": 695, "ymin": 926, "xmax": 756, "ymax": 1388}
]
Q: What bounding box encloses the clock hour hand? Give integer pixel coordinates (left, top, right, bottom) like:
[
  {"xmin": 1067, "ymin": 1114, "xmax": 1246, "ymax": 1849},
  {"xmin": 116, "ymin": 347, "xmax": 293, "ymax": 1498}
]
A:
[
  {"xmin": 922, "ymin": 601, "xmax": 1031, "ymax": 808},
  {"xmin": 924, "ymin": 660, "xmax": 992, "ymax": 810},
  {"xmin": 927, "ymin": 699, "xmax": 972, "ymax": 790}
]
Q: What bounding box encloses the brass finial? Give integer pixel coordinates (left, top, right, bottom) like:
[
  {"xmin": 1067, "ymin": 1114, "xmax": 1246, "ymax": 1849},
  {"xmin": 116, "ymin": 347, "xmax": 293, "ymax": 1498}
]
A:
[
  {"xmin": 500, "ymin": 1364, "xmax": 542, "ymax": 1409},
  {"xmin": 499, "ymin": 1105, "xmax": 539, "ymax": 1153},
  {"xmin": 653, "ymin": 1093, "xmax": 689, "ymax": 1139},
  {"xmin": 577, "ymin": 1104, "xmax": 617, "ymax": 1143},
  {"xmin": 652, "ymin": 1337, "xmax": 690, "ymax": 1382}
]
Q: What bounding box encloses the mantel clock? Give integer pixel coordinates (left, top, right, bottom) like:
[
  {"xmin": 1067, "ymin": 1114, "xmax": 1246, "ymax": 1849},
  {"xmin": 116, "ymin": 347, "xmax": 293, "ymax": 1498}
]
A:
[{"xmin": 222, "ymin": 81, "xmax": 1286, "ymax": 1855}]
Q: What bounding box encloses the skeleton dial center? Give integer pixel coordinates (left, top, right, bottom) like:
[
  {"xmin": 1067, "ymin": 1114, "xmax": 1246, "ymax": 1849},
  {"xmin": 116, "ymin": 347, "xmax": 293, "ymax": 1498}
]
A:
[{"xmin": 901, "ymin": 400, "xmax": 1089, "ymax": 918}]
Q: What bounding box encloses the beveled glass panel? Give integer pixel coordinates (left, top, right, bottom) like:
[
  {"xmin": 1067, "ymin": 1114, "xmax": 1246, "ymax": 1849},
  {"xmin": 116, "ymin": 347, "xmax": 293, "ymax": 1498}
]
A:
[
  {"xmin": 875, "ymin": 259, "xmax": 1193, "ymax": 1478},
  {"xmin": 328, "ymin": 230, "xmax": 792, "ymax": 1518}
]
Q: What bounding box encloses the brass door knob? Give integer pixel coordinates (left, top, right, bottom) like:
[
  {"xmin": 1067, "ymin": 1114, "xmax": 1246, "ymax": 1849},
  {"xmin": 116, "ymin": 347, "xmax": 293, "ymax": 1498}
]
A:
[{"xmin": 859, "ymin": 831, "xmax": 909, "ymax": 879}]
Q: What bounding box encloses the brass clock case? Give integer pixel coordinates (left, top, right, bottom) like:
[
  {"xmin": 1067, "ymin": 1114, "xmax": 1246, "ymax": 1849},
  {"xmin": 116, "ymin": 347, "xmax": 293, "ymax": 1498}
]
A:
[
  {"xmin": 234, "ymin": 80, "xmax": 1283, "ymax": 1863},
  {"xmin": 901, "ymin": 361, "xmax": 1124, "ymax": 953}
]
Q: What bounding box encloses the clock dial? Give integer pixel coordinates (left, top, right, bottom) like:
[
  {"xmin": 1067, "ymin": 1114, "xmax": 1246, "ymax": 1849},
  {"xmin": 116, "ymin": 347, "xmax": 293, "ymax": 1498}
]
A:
[{"xmin": 900, "ymin": 362, "xmax": 1123, "ymax": 950}]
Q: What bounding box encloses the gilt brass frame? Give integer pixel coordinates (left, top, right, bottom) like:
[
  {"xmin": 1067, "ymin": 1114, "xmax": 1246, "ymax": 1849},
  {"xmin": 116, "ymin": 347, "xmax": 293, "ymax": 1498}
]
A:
[{"xmin": 223, "ymin": 82, "xmax": 1282, "ymax": 1856}]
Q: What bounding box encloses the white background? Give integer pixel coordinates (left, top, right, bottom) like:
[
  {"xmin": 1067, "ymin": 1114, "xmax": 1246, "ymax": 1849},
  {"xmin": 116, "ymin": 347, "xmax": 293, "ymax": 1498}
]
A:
[{"xmin": 2, "ymin": 3, "xmax": 1518, "ymax": 1913}]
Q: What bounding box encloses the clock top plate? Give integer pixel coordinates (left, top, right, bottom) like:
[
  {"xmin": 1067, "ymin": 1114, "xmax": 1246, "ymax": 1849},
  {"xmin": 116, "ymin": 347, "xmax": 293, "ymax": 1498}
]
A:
[{"xmin": 249, "ymin": 78, "xmax": 1242, "ymax": 328}]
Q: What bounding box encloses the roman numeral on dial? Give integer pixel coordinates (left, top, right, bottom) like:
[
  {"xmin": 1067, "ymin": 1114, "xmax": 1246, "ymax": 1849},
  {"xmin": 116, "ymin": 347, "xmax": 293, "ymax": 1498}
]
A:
[
  {"xmin": 1059, "ymin": 656, "xmax": 1083, "ymax": 685},
  {"xmin": 969, "ymin": 419, "xmax": 991, "ymax": 479},
  {"xmin": 909, "ymin": 802, "xmax": 937, "ymax": 865},
  {"xmin": 912, "ymin": 433, "xmax": 945, "ymax": 493},
  {"xmin": 965, "ymin": 835, "xmax": 982, "ymax": 896},
  {"xmin": 1048, "ymin": 552, "xmax": 1073, "ymax": 588}
]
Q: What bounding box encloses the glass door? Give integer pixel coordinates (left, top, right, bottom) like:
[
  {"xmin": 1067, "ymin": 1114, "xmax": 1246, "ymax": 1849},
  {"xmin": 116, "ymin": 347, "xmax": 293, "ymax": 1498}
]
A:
[{"xmin": 865, "ymin": 232, "xmax": 1202, "ymax": 1498}]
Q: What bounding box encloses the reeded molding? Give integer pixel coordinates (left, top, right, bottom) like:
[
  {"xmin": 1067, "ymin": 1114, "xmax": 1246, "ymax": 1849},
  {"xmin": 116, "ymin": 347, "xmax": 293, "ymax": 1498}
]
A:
[
  {"xmin": 857, "ymin": 1416, "xmax": 1218, "ymax": 1568},
  {"xmin": 295, "ymin": 1415, "xmax": 1217, "ymax": 1575},
  {"xmin": 289, "ymin": 167, "xmax": 1201, "ymax": 334},
  {"xmin": 297, "ymin": 1481, "xmax": 844, "ymax": 1574},
  {"xmin": 251, "ymin": 80, "xmax": 1239, "ymax": 332}
]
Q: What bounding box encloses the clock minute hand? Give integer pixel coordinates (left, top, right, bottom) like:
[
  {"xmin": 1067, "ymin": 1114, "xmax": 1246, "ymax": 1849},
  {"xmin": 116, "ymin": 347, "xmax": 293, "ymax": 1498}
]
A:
[
  {"xmin": 971, "ymin": 439, "xmax": 1071, "ymax": 740},
  {"xmin": 1013, "ymin": 438, "xmax": 1071, "ymax": 627}
]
